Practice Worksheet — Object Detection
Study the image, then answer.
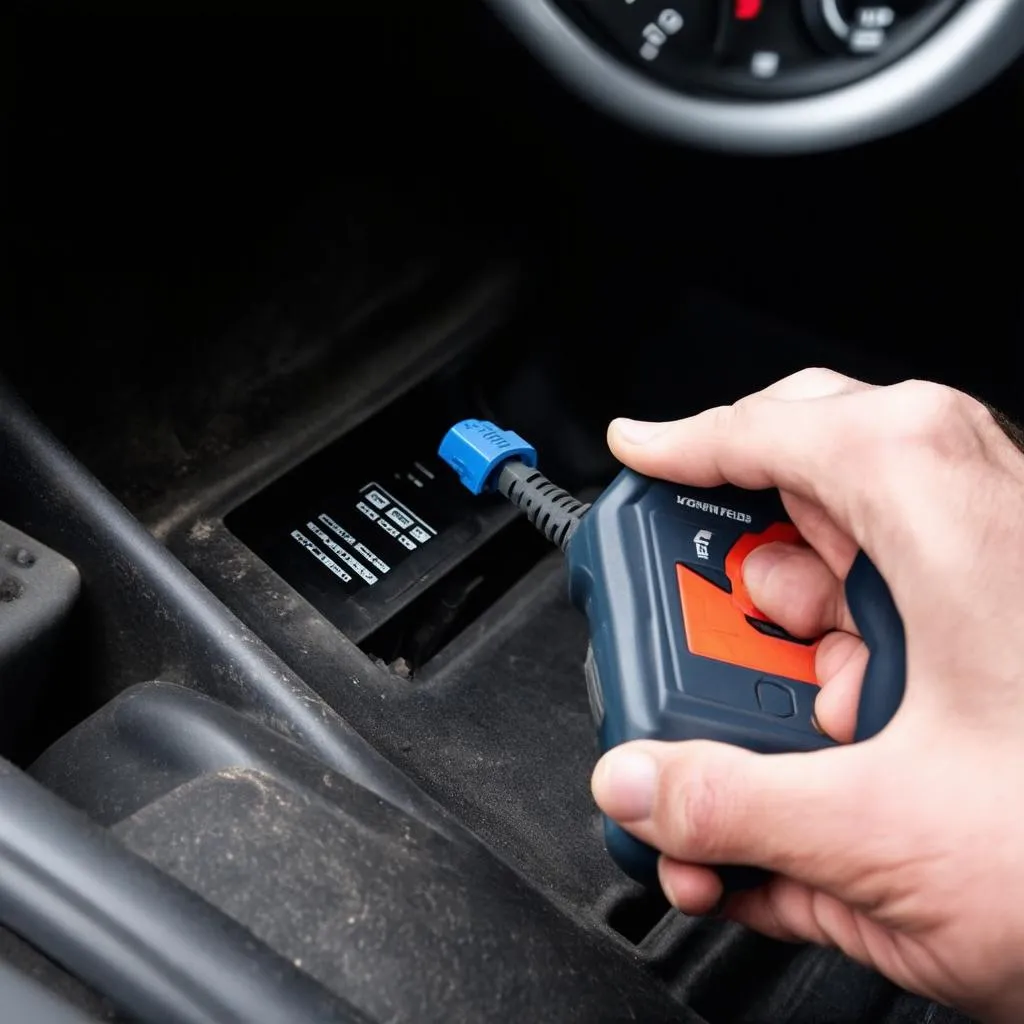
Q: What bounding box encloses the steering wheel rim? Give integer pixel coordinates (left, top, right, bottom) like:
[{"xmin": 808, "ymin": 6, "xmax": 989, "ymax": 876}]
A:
[{"xmin": 486, "ymin": 0, "xmax": 1024, "ymax": 153}]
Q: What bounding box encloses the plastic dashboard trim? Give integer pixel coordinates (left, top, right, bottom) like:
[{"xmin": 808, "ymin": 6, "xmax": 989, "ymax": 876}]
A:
[{"xmin": 484, "ymin": 0, "xmax": 1024, "ymax": 153}]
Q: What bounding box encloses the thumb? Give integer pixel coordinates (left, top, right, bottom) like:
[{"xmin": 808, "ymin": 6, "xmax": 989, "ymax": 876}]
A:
[{"xmin": 592, "ymin": 739, "xmax": 880, "ymax": 889}]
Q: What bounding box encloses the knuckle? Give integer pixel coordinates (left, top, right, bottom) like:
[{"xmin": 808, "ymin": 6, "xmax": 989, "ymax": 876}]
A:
[
  {"xmin": 708, "ymin": 402, "xmax": 739, "ymax": 439},
  {"xmin": 656, "ymin": 753, "xmax": 728, "ymax": 859},
  {"xmin": 883, "ymin": 380, "xmax": 980, "ymax": 453},
  {"xmin": 787, "ymin": 366, "xmax": 849, "ymax": 390},
  {"xmin": 762, "ymin": 367, "xmax": 868, "ymax": 403},
  {"xmin": 891, "ymin": 379, "xmax": 961, "ymax": 428},
  {"xmin": 729, "ymin": 392, "xmax": 770, "ymax": 431}
]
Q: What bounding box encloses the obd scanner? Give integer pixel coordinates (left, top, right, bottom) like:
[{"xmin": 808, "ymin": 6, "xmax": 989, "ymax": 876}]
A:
[{"xmin": 438, "ymin": 419, "xmax": 906, "ymax": 889}]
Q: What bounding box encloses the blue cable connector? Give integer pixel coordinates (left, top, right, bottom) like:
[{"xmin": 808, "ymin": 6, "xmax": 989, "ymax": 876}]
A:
[
  {"xmin": 437, "ymin": 419, "xmax": 538, "ymax": 495},
  {"xmin": 438, "ymin": 418, "xmax": 588, "ymax": 551}
]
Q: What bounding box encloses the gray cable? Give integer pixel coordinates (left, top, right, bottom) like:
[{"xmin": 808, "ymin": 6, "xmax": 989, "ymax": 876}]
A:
[{"xmin": 496, "ymin": 461, "xmax": 589, "ymax": 551}]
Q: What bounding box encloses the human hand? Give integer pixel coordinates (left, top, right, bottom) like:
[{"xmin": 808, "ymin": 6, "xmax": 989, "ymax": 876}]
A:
[{"xmin": 591, "ymin": 369, "xmax": 1024, "ymax": 1023}]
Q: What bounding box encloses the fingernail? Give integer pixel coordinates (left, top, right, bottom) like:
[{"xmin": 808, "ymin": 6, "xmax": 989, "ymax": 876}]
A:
[
  {"xmin": 610, "ymin": 418, "xmax": 669, "ymax": 445},
  {"xmin": 742, "ymin": 543, "xmax": 791, "ymax": 589},
  {"xmin": 593, "ymin": 749, "xmax": 658, "ymax": 821}
]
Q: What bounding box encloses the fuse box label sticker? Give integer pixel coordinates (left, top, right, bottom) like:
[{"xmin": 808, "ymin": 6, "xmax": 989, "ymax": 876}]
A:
[
  {"xmin": 360, "ymin": 483, "xmax": 436, "ymax": 534},
  {"xmin": 305, "ymin": 521, "xmax": 378, "ymax": 586},
  {"xmin": 377, "ymin": 517, "xmax": 401, "ymax": 539},
  {"xmin": 291, "ymin": 530, "xmax": 352, "ymax": 583},
  {"xmin": 319, "ymin": 514, "xmax": 390, "ymax": 574},
  {"xmin": 297, "ymin": 478, "xmax": 438, "ymax": 591},
  {"xmin": 224, "ymin": 396, "xmax": 494, "ymax": 635},
  {"xmin": 248, "ymin": 468, "xmax": 449, "ymax": 603},
  {"xmin": 318, "ymin": 513, "xmax": 358, "ymax": 547},
  {"xmin": 387, "ymin": 507, "xmax": 414, "ymax": 530},
  {"xmin": 356, "ymin": 544, "xmax": 389, "ymax": 573}
]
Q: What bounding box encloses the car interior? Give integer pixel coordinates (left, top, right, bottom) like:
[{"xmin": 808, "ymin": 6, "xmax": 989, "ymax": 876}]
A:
[{"xmin": 6, "ymin": 6, "xmax": 1024, "ymax": 1022}]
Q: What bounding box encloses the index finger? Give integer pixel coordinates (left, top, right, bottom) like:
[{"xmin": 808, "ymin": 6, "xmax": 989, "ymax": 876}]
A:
[
  {"xmin": 607, "ymin": 395, "xmax": 846, "ymax": 504},
  {"xmin": 607, "ymin": 367, "xmax": 871, "ymax": 500}
]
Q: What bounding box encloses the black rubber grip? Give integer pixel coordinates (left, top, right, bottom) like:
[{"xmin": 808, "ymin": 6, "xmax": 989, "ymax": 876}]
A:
[
  {"xmin": 718, "ymin": 550, "xmax": 906, "ymax": 897},
  {"xmin": 845, "ymin": 550, "xmax": 907, "ymax": 742},
  {"xmin": 496, "ymin": 462, "xmax": 589, "ymax": 551}
]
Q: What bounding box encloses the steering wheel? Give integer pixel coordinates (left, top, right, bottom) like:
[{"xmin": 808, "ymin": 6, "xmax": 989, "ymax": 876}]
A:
[{"xmin": 485, "ymin": 0, "xmax": 1024, "ymax": 152}]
